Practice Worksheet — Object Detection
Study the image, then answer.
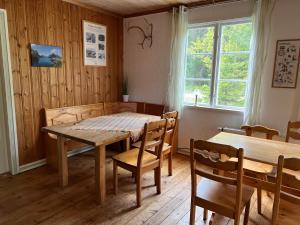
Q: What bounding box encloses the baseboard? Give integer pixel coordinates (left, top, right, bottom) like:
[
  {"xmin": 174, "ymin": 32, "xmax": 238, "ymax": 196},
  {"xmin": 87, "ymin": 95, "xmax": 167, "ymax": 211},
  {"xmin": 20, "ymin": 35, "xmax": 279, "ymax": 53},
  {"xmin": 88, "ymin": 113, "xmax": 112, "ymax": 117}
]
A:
[
  {"xmin": 18, "ymin": 146, "xmax": 94, "ymax": 173},
  {"xmin": 177, "ymin": 147, "xmax": 190, "ymax": 156}
]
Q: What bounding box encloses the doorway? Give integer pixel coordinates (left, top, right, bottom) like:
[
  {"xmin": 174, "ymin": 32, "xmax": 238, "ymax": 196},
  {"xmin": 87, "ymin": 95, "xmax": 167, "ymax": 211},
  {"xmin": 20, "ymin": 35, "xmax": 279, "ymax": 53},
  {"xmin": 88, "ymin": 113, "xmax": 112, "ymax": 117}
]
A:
[{"xmin": 0, "ymin": 9, "xmax": 19, "ymax": 175}]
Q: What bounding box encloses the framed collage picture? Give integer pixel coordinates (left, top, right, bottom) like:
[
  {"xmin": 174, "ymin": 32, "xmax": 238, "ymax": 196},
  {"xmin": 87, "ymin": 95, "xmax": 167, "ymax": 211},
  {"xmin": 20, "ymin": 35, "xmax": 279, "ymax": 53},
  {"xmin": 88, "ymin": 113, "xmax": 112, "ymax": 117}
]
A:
[
  {"xmin": 272, "ymin": 39, "xmax": 300, "ymax": 88},
  {"xmin": 83, "ymin": 20, "xmax": 107, "ymax": 66}
]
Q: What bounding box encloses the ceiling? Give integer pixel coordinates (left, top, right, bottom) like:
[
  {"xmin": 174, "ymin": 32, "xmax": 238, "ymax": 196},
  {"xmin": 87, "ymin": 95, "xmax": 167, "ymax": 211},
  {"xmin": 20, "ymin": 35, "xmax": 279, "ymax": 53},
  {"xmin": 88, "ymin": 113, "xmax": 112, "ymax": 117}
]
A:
[{"xmin": 65, "ymin": 0, "xmax": 229, "ymax": 17}]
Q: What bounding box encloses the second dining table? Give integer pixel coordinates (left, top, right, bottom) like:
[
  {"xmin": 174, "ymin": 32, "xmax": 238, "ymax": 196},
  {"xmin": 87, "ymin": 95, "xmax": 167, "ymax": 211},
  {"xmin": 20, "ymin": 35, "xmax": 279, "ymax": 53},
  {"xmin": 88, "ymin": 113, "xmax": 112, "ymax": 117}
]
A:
[
  {"xmin": 209, "ymin": 132, "xmax": 300, "ymax": 165},
  {"xmin": 42, "ymin": 112, "xmax": 161, "ymax": 204}
]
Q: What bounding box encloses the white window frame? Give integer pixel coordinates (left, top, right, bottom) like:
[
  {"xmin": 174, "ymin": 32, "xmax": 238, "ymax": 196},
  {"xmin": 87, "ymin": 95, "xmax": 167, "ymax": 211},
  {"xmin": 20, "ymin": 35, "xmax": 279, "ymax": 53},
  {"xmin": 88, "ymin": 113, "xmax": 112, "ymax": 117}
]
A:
[{"xmin": 184, "ymin": 17, "xmax": 252, "ymax": 112}]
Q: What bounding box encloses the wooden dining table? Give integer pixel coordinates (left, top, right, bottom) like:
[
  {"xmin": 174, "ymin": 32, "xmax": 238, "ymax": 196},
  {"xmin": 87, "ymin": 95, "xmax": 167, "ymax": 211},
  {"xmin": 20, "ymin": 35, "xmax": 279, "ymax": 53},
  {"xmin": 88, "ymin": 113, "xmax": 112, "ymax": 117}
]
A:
[
  {"xmin": 209, "ymin": 132, "xmax": 300, "ymax": 165},
  {"xmin": 42, "ymin": 112, "xmax": 161, "ymax": 205}
]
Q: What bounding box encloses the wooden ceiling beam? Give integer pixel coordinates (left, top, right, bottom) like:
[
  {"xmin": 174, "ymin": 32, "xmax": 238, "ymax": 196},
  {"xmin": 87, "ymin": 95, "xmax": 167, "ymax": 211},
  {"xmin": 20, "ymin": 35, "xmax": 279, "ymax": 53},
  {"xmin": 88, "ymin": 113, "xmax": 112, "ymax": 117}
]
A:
[
  {"xmin": 62, "ymin": 0, "xmax": 123, "ymax": 18},
  {"xmin": 124, "ymin": 0, "xmax": 241, "ymax": 18}
]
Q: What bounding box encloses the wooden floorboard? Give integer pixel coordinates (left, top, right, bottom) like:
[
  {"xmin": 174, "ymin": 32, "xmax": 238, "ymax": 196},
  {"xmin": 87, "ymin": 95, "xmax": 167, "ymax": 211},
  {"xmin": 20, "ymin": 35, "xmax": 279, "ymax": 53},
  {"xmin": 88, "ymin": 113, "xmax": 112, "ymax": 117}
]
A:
[{"xmin": 0, "ymin": 151, "xmax": 298, "ymax": 225}]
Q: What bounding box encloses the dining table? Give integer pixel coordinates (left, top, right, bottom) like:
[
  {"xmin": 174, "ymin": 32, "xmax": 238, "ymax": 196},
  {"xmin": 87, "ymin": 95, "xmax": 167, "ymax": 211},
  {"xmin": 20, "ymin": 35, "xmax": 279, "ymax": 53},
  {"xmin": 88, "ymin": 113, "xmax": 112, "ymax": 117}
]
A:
[
  {"xmin": 42, "ymin": 112, "xmax": 161, "ymax": 204},
  {"xmin": 208, "ymin": 132, "xmax": 300, "ymax": 165}
]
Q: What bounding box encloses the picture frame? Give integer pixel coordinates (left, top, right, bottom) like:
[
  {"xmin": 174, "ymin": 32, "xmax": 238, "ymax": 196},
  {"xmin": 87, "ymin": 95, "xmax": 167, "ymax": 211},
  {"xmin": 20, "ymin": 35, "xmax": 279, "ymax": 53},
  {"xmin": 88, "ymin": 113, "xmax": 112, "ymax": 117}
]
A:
[
  {"xmin": 30, "ymin": 44, "xmax": 62, "ymax": 68},
  {"xmin": 272, "ymin": 39, "xmax": 300, "ymax": 88},
  {"xmin": 83, "ymin": 20, "xmax": 107, "ymax": 67}
]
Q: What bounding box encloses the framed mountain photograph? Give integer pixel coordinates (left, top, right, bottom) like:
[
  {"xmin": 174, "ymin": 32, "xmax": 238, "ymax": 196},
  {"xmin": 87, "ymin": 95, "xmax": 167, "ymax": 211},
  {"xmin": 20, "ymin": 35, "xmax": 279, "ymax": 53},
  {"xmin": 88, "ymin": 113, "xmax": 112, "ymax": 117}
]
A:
[{"xmin": 30, "ymin": 44, "xmax": 62, "ymax": 68}]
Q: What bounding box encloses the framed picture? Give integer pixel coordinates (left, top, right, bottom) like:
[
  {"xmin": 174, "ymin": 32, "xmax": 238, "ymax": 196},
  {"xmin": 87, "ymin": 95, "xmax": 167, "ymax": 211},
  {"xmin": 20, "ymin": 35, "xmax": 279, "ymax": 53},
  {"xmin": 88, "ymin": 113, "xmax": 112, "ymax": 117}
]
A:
[
  {"xmin": 30, "ymin": 44, "xmax": 62, "ymax": 67},
  {"xmin": 272, "ymin": 39, "xmax": 300, "ymax": 88},
  {"xmin": 83, "ymin": 20, "xmax": 106, "ymax": 66}
]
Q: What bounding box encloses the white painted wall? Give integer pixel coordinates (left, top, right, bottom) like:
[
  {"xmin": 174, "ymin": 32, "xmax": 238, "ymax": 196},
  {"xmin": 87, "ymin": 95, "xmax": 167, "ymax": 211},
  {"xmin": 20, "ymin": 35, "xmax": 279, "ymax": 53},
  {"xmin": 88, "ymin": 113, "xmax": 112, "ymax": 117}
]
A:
[{"xmin": 124, "ymin": 0, "xmax": 300, "ymax": 148}]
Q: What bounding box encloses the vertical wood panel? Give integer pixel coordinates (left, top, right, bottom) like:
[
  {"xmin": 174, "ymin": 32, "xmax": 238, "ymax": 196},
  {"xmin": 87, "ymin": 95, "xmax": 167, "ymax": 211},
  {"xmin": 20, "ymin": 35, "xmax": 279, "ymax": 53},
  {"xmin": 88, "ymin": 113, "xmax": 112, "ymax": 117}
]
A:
[{"xmin": 3, "ymin": 0, "xmax": 123, "ymax": 165}]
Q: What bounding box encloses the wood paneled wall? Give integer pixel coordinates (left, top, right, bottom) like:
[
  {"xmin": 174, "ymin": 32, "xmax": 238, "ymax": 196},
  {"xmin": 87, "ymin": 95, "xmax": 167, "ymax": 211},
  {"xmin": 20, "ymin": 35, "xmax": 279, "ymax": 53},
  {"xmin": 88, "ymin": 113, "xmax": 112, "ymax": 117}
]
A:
[{"xmin": 0, "ymin": 0, "xmax": 123, "ymax": 165}]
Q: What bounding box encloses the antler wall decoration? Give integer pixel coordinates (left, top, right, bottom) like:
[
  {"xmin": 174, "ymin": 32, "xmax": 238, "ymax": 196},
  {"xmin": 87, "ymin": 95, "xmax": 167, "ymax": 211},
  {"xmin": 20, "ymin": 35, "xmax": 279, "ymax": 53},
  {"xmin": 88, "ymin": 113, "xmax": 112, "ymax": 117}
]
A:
[{"xmin": 127, "ymin": 18, "xmax": 153, "ymax": 49}]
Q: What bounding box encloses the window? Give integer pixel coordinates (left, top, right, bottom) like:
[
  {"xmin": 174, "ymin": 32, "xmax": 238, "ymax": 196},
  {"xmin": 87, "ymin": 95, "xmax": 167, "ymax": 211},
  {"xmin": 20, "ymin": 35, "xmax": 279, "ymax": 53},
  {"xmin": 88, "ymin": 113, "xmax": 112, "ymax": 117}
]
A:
[{"xmin": 184, "ymin": 19, "xmax": 252, "ymax": 110}]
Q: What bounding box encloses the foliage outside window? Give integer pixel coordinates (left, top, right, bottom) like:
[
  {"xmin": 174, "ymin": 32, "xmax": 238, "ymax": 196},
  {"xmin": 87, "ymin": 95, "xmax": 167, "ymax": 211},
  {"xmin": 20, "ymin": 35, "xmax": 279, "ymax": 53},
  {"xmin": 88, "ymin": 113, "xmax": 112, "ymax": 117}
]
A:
[{"xmin": 184, "ymin": 19, "xmax": 252, "ymax": 110}]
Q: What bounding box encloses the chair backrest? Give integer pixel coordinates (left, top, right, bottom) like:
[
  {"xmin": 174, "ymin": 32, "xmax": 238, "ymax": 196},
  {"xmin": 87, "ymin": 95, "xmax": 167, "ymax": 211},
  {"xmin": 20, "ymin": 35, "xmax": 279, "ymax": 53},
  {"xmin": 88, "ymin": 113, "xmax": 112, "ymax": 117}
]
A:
[
  {"xmin": 285, "ymin": 121, "xmax": 300, "ymax": 142},
  {"xmin": 161, "ymin": 111, "xmax": 178, "ymax": 145},
  {"xmin": 281, "ymin": 158, "xmax": 300, "ymax": 203},
  {"xmin": 241, "ymin": 125, "xmax": 279, "ymax": 140},
  {"xmin": 138, "ymin": 119, "xmax": 167, "ymax": 167},
  {"xmin": 190, "ymin": 139, "xmax": 244, "ymax": 216},
  {"xmin": 271, "ymin": 156, "xmax": 298, "ymax": 225}
]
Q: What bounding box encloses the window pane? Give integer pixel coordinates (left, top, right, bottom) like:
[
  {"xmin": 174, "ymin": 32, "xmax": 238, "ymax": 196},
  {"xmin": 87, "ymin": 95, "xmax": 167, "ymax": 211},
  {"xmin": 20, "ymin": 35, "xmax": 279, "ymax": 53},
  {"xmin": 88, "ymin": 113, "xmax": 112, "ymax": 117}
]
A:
[
  {"xmin": 185, "ymin": 26, "xmax": 215, "ymax": 105},
  {"xmin": 217, "ymin": 81, "xmax": 246, "ymax": 108},
  {"xmin": 186, "ymin": 54, "xmax": 213, "ymax": 79},
  {"xmin": 184, "ymin": 80, "xmax": 211, "ymax": 105},
  {"xmin": 188, "ymin": 26, "xmax": 215, "ymax": 53},
  {"xmin": 219, "ymin": 53, "xmax": 250, "ymax": 80},
  {"xmin": 217, "ymin": 21, "xmax": 252, "ymax": 109},
  {"xmin": 221, "ymin": 22, "xmax": 252, "ymax": 52}
]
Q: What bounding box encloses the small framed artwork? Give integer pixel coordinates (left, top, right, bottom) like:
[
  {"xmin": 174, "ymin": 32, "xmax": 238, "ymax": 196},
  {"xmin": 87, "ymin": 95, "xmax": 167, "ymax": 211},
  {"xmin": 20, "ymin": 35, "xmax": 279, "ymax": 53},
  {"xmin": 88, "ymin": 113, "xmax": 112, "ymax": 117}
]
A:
[
  {"xmin": 30, "ymin": 44, "xmax": 62, "ymax": 67},
  {"xmin": 272, "ymin": 39, "xmax": 300, "ymax": 88},
  {"xmin": 83, "ymin": 20, "xmax": 106, "ymax": 67}
]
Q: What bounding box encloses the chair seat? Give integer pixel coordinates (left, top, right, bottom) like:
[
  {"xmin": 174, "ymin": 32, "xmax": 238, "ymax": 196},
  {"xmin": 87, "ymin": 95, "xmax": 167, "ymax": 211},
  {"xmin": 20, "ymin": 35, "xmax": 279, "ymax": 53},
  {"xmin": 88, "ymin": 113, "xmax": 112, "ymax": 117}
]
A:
[
  {"xmin": 112, "ymin": 148, "xmax": 158, "ymax": 167},
  {"xmin": 197, "ymin": 178, "xmax": 254, "ymax": 213},
  {"xmin": 132, "ymin": 141, "xmax": 171, "ymax": 153}
]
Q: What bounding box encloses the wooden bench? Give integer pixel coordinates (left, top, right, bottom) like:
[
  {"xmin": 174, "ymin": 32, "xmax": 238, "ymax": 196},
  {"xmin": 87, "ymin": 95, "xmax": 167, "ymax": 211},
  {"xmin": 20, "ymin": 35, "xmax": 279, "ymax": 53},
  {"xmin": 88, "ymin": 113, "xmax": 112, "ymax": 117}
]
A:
[{"xmin": 43, "ymin": 102, "xmax": 164, "ymax": 169}]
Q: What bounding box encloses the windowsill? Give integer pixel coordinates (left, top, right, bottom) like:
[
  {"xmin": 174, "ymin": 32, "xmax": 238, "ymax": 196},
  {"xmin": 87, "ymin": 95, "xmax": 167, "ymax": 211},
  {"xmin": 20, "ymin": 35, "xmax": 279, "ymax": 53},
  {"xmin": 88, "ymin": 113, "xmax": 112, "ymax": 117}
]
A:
[{"xmin": 184, "ymin": 104, "xmax": 244, "ymax": 114}]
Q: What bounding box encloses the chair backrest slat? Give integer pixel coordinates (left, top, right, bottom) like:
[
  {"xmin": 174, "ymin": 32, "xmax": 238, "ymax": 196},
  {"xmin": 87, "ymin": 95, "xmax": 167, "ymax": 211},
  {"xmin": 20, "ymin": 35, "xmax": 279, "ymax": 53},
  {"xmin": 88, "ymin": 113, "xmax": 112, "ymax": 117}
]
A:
[
  {"xmin": 161, "ymin": 111, "xmax": 178, "ymax": 145},
  {"xmin": 241, "ymin": 125, "xmax": 279, "ymax": 140},
  {"xmin": 195, "ymin": 168, "xmax": 237, "ymax": 185},
  {"xmin": 286, "ymin": 121, "xmax": 300, "ymax": 142},
  {"xmin": 138, "ymin": 119, "xmax": 167, "ymax": 167},
  {"xmin": 194, "ymin": 151, "xmax": 238, "ymax": 171}
]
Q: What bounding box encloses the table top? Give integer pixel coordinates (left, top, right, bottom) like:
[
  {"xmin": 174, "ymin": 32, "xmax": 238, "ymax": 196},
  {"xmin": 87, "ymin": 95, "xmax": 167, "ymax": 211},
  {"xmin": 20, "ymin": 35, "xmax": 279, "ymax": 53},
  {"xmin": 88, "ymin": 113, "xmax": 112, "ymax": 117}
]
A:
[
  {"xmin": 42, "ymin": 112, "xmax": 160, "ymax": 146},
  {"xmin": 209, "ymin": 132, "xmax": 300, "ymax": 165}
]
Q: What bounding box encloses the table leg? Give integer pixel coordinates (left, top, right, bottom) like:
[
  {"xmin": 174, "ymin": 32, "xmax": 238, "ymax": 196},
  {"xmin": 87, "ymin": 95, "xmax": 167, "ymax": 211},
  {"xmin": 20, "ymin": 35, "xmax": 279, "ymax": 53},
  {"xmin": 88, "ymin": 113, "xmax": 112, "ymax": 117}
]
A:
[
  {"xmin": 95, "ymin": 145, "xmax": 106, "ymax": 204},
  {"xmin": 123, "ymin": 137, "xmax": 130, "ymax": 151},
  {"xmin": 57, "ymin": 136, "xmax": 68, "ymax": 187}
]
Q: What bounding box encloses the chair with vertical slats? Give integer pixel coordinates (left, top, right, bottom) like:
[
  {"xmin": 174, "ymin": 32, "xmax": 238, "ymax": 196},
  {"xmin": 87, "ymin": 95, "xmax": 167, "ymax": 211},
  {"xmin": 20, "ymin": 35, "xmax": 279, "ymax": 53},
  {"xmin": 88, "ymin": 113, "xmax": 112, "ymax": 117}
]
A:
[
  {"xmin": 189, "ymin": 139, "xmax": 254, "ymax": 225},
  {"xmin": 132, "ymin": 111, "xmax": 178, "ymax": 176},
  {"xmin": 285, "ymin": 121, "xmax": 300, "ymax": 142},
  {"xmin": 112, "ymin": 119, "xmax": 167, "ymax": 207},
  {"xmin": 240, "ymin": 124, "xmax": 279, "ymax": 214},
  {"xmin": 271, "ymin": 157, "xmax": 300, "ymax": 225}
]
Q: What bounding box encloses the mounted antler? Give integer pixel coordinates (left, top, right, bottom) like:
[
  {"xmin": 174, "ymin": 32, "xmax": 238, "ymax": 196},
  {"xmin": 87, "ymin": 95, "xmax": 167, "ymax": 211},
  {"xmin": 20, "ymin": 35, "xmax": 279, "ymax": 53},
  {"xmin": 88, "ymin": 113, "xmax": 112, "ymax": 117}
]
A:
[{"xmin": 127, "ymin": 18, "xmax": 153, "ymax": 49}]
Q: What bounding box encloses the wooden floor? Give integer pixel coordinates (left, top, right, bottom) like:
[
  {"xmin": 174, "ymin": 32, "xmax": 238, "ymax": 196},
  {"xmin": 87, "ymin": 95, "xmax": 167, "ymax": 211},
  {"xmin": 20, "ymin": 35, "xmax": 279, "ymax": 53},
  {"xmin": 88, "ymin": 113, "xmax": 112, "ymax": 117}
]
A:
[{"xmin": 0, "ymin": 151, "xmax": 294, "ymax": 225}]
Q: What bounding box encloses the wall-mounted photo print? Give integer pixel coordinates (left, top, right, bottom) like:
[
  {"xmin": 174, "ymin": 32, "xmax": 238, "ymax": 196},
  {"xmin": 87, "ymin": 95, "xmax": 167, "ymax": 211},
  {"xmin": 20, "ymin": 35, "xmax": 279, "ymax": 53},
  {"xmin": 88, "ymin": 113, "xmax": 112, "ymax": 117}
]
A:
[
  {"xmin": 83, "ymin": 21, "xmax": 106, "ymax": 66},
  {"xmin": 272, "ymin": 39, "xmax": 300, "ymax": 88},
  {"xmin": 30, "ymin": 44, "xmax": 62, "ymax": 67}
]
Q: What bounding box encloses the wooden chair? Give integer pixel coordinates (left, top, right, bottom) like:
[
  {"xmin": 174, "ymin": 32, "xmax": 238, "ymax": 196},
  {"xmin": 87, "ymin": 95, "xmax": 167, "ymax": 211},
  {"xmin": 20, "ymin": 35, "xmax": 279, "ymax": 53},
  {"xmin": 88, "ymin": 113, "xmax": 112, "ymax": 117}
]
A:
[
  {"xmin": 190, "ymin": 139, "xmax": 254, "ymax": 225},
  {"xmin": 112, "ymin": 119, "xmax": 167, "ymax": 207},
  {"xmin": 132, "ymin": 111, "xmax": 178, "ymax": 176},
  {"xmin": 285, "ymin": 121, "xmax": 300, "ymax": 142},
  {"xmin": 271, "ymin": 157, "xmax": 300, "ymax": 225},
  {"xmin": 240, "ymin": 124, "xmax": 279, "ymax": 214}
]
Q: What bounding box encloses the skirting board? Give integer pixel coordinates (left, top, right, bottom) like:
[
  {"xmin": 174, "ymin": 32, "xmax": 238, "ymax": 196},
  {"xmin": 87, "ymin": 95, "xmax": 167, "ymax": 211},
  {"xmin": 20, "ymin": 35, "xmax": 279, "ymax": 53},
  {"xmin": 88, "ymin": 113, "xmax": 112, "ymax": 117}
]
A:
[{"xmin": 18, "ymin": 146, "xmax": 94, "ymax": 173}]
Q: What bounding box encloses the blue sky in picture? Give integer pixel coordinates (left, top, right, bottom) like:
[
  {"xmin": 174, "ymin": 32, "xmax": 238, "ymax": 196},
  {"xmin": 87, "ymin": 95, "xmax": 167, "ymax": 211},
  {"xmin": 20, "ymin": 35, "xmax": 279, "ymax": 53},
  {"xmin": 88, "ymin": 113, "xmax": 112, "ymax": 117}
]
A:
[{"xmin": 31, "ymin": 44, "xmax": 61, "ymax": 57}]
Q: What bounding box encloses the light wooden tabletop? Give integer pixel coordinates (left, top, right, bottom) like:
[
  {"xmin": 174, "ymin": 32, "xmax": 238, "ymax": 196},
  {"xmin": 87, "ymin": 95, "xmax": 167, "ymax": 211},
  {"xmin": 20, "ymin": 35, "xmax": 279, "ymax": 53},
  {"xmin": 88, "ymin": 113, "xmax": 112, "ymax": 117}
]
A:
[
  {"xmin": 209, "ymin": 132, "xmax": 300, "ymax": 165},
  {"xmin": 42, "ymin": 123, "xmax": 130, "ymax": 146}
]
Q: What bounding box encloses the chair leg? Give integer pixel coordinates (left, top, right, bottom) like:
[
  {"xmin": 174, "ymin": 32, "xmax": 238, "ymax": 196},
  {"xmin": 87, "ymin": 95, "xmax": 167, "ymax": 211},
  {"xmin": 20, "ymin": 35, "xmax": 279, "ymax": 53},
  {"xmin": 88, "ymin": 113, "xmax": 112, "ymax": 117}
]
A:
[
  {"xmin": 243, "ymin": 200, "xmax": 251, "ymax": 225},
  {"xmin": 136, "ymin": 172, "xmax": 142, "ymax": 207},
  {"xmin": 190, "ymin": 199, "xmax": 196, "ymax": 225},
  {"xmin": 257, "ymin": 185, "xmax": 262, "ymax": 214},
  {"xmin": 203, "ymin": 208, "xmax": 208, "ymax": 221},
  {"xmin": 155, "ymin": 167, "xmax": 161, "ymax": 194},
  {"xmin": 168, "ymin": 152, "xmax": 173, "ymax": 176},
  {"xmin": 113, "ymin": 161, "xmax": 118, "ymax": 195}
]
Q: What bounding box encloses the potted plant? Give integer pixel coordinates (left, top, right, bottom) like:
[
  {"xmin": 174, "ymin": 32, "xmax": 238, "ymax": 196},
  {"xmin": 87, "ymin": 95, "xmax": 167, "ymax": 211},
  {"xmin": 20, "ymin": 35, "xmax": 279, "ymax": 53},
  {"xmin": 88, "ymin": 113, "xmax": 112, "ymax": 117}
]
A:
[{"xmin": 122, "ymin": 77, "xmax": 129, "ymax": 102}]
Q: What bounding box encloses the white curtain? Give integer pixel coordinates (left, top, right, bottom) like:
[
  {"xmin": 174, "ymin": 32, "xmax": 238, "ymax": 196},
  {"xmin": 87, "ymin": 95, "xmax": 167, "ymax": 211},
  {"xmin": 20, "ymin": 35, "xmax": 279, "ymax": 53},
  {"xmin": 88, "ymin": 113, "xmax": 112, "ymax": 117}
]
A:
[
  {"xmin": 244, "ymin": 0, "xmax": 276, "ymax": 124},
  {"xmin": 166, "ymin": 6, "xmax": 188, "ymax": 116}
]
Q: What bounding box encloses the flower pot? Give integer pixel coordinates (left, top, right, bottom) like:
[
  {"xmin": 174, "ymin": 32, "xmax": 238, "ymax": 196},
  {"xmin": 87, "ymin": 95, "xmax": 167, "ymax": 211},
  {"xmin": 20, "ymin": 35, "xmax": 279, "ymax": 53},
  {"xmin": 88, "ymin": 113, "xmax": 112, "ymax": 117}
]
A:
[{"xmin": 123, "ymin": 95, "xmax": 129, "ymax": 102}]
